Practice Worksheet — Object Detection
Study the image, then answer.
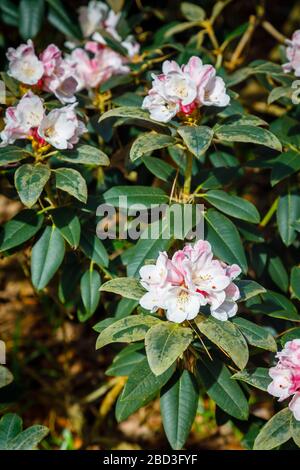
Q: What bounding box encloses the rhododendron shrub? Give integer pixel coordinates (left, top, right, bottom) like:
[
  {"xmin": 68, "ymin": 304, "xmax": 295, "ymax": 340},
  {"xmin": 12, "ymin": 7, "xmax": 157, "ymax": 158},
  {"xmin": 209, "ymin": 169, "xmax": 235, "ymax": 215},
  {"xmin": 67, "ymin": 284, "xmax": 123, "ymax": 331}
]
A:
[{"xmin": 1, "ymin": 0, "xmax": 300, "ymax": 453}]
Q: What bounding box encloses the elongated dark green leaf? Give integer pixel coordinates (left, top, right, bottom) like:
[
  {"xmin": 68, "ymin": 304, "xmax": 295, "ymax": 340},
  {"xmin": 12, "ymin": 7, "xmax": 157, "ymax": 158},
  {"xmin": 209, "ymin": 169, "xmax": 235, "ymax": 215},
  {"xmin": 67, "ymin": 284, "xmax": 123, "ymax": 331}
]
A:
[
  {"xmin": 31, "ymin": 226, "xmax": 65, "ymax": 290},
  {"xmin": 7, "ymin": 425, "xmax": 49, "ymax": 450},
  {"xmin": 80, "ymin": 231, "xmax": 108, "ymax": 267},
  {"xmin": 177, "ymin": 125, "xmax": 213, "ymax": 160},
  {"xmin": 145, "ymin": 323, "xmax": 193, "ymax": 376},
  {"xmin": 254, "ymin": 408, "xmax": 292, "ymax": 450},
  {"xmin": 277, "ymin": 190, "xmax": 300, "ymax": 246},
  {"xmin": 0, "ymin": 366, "xmax": 13, "ymax": 389},
  {"xmin": 197, "ymin": 356, "xmax": 249, "ymax": 420},
  {"xmin": 215, "ymin": 124, "xmax": 282, "ymax": 151},
  {"xmin": 0, "ymin": 414, "xmax": 22, "ymax": 450},
  {"xmin": 100, "ymin": 277, "xmax": 146, "ymax": 300},
  {"xmin": 256, "ymin": 291, "xmax": 300, "ymax": 322},
  {"xmin": 47, "ymin": 0, "xmax": 81, "ymax": 38},
  {"xmin": 103, "ymin": 186, "xmax": 168, "ymax": 208},
  {"xmin": 0, "ymin": 146, "xmax": 32, "ymax": 165},
  {"xmin": 160, "ymin": 370, "xmax": 199, "ymax": 450},
  {"xmin": 96, "ymin": 315, "xmax": 161, "ymax": 349},
  {"xmin": 51, "ymin": 208, "xmax": 80, "ymax": 248},
  {"xmin": 15, "ymin": 163, "xmax": 50, "ymax": 207},
  {"xmin": 106, "ymin": 344, "xmax": 145, "ymax": 377},
  {"xmin": 290, "ymin": 415, "xmax": 300, "ymax": 447},
  {"xmin": 130, "ymin": 133, "xmax": 175, "ymax": 161},
  {"xmin": 19, "ymin": 0, "xmax": 44, "ymax": 39},
  {"xmin": 271, "ymin": 151, "xmax": 300, "ymax": 186},
  {"xmin": 0, "ymin": 209, "xmax": 44, "ymax": 253},
  {"xmin": 98, "ymin": 106, "xmax": 168, "ymax": 127},
  {"xmin": 57, "ymin": 145, "xmax": 109, "ymax": 166},
  {"xmin": 195, "ymin": 316, "xmax": 249, "ymax": 370},
  {"xmin": 115, "ymin": 387, "xmax": 156, "ymax": 422},
  {"xmin": 291, "ymin": 266, "xmax": 300, "ymax": 300},
  {"xmin": 54, "ymin": 168, "xmax": 87, "ymax": 203},
  {"xmin": 232, "ymin": 317, "xmax": 277, "ymax": 352},
  {"xmin": 142, "ymin": 156, "xmax": 175, "ymax": 182},
  {"xmin": 205, "ymin": 209, "xmax": 248, "ymax": 273},
  {"xmin": 232, "ymin": 368, "xmax": 272, "ymax": 392},
  {"xmin": 280, "ymin": 327, "xmax": 300, "ymax": 347},
  {"xmin": 120, "ymin": 357, "xmax": 175, "ymax": 404},
  {"xmin": 203, "ymin": 190, "xmax": 260, "ymax": 223},
  {"xmin": 235, "ymin": 280, "xmax": 266, "ymax": 301},
  {"xmin": 80, "ymin": 269, "xmax": 101, "ymax": 320}
]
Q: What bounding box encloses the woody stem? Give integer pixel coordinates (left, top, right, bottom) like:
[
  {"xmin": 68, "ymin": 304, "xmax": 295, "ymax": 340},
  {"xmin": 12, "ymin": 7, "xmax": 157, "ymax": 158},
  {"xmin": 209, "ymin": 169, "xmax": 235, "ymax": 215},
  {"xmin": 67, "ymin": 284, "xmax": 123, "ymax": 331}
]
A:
[{"xmin": 183, "ymin": 151, "xmax": 193, "ymax": 197}]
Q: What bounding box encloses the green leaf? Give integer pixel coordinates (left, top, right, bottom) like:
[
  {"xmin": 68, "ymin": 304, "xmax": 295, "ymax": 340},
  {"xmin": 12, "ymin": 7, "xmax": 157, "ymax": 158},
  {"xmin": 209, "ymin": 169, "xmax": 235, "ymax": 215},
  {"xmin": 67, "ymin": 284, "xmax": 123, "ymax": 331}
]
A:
[
  {"xmin": 254, "ymin": 408, "xmax": 292, "ymax": 450},
  {"xmin": 57, "ymin": 145, "xmax": 109, "ymax": 166},
  {"xmin": 235, "ymin": 280, "xmax": 266, "ymax": 301},
  {"xmin": 100, "ymin": 277, "xmax": 146, "ymax": 300},
  {"xmin": 130, "ymin": 133, "xmax": 175, "ymax": 161},
  {"xmin": 215, "ymin": 125, "xmax": 282, "ymax": 151},
  {"xmin": 291, "ymin": 267, "xmax": 300, "ymax": 300},
  {"xmin": 0, "ymin": 146, "xmax": 32, "ymax": 166},
  {"xmin": 196, "ymin": 356, "xmax": 249, "ymax": 420},
  {"xmin": 80, "ymin": 269, "xmax": 101, "ymax": 320},
  {"xmin": 205, "ymin": 209, "xmax": 248, "ymax": 273},
  {"xmin": 103, "ymin": 185, "xmax": 168, "ymax": 208},
  {"xmin": 120, "ymin": 357, "xmax": 175, "ymax": 404},
  {"xmin": 96, "ymin": 315, "xmax": 161, "ymax": 349},
  {"xmin": 160, "ymin": 370, "xmax": 199, "ymax": 450},
  {"xmin": 15, "ymin": 163, "xmax": 50, "ymax": 207},
  {"xmin": 142, "ymin": 156, "xmax": 175, "ymax": 182},
  {"xmin": 195, "ymin": 316, "xmax": 249, "ymax": 370},
  {"xmin": 19, "ymin": 0, "xmax": 44, "ymax": 39},
  {"xmin": 79, "ymin": 230, "xmax": 108, "ymax": 267},
  {"xmin": 46, "ymin": 0, "xmax": 81, "ymax": 38},
  {"xmin": 203, "ymin": 190, "xmax": 260, "ymax": 223},
  {"xmin": 145, "ymin": 323, "xmax": 193, "ymax": 376},
  {"xmin": 0, "ymin": 413, "xmax": 48, "ymax": 450},
  {"xmin": 181, "ymin": 2, "xmax": 205, "ymax": 21},
  {"xmin": 52, "ymin": 208, "xmax": 81, "ymax": 248},
  {"xmin": 7, "ymin": 425, "xmax": 49, "ymax": 450},
  {"xmin": 290, "ymin": 415, "xmax": 300, "ymax": 447},
  {"xmin": 232, "ymin": 317, "xmax": 277, "ymax": 352},
  {"xmin": 99, "ymin": 106, "xmax": 168, "ymax": 127},
  {"xmin": 106, "ymin": 344, "xmax": 145, "ymax": 377},
  {"xmin": 277, "ymin": 190, "xmax": 300, "ymax": 246},
  {"xmin": 177, "ymin": 126, "xmax": 213, "ymax": 160},
  {"xmin": 54, "ymin": 168, "xmax": 87, "ymax": 203},
  {"xmin": 232, "ymin": 368, "xmax": 272, "ymax": 392},
  {"xmin": 0, "ymin": 209, "xmax": 44, "ymax": 253},
  {"xmin": 280, "ymin": 327, "xmax": 300, "ymax": 347},
  {"xmin": 268, "ymin": 86, "xmax": 292, "ymax": 105},
  {"xmin": 271, "ymin": 151, "xmax": 300, "ymax": 186},
  {"xmin": 0, "ymin": 414, "xmax": 22, "ymax": 450},
  {"xmin": 259, "ymin": 291, "xmax": 300, "ymax": 322},
  {"xmin": 31, "ymin": 226, "xmax": 65, "ymax": 290},
  {"xmin": 0, "ymin": 366, "xmax": 13, "ymax": 389}
]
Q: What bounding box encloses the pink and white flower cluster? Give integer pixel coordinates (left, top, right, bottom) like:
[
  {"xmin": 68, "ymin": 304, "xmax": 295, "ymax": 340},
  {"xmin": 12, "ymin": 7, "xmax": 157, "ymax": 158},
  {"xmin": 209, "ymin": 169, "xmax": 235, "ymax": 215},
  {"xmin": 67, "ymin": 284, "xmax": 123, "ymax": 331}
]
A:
[
  {"xmin": 283, "ymin": 30, "xmax": 300, "ymax": 76},
  {"xmin": 142, "ymin": 57, "xmax": 230, "ymax": 122},
  {"xmin": 0, "ymin": 92, "xmax": 86, "ymax": 150},
  {"xmin": 78, "ymin": 0, "xmax": 140, "ymax": 58},
  {"xmin": 139, "ymin": 240, "xmax": 241, "ymax": 323},
  {"xmin": 7, "ymin": 40, "xmax": 78, "ymax": 103},
  {"xmin": 268, "ymin": 339, "xmax": 300, "ymax": 421}
]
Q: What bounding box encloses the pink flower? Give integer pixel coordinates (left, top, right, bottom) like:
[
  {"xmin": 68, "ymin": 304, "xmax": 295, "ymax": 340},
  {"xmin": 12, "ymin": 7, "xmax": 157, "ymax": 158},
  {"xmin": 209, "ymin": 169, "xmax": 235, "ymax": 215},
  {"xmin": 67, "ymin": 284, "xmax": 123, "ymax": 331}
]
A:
[
  {"xmin": 139, "ymin": 240, "xmax": 241, "ymax": 323},
  {"xmin": 142, "ymin": 56, "xmax": 230, "ymax": 122},
  {"xmin": 268, "ymin": 339, "xmax": 300, "ymax": 421},
  {"xmin": 283, "ymin": 30, "xmax": 300, "ymax": 76},
  {"xmin": 7, "ymin": 40, "xmax": 44, "ymax": 85},
  {"xmin": 0, "ymin": 92, "xmax": 86, "ymax": 150}
]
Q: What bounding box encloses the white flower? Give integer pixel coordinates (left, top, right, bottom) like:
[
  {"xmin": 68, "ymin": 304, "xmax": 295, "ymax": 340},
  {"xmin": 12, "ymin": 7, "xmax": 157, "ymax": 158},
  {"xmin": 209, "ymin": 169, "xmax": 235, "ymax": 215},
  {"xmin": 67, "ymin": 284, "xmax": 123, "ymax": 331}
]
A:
[
  {"xmin": 79, "ymin": 0, "xmax": 121, "ymax": 39},
  {"xmin": 142, "ymin": 56, "xmax": 230, "ymax": 122},
  {"xmin": 283, "ymin": 30, "xmax": 300, "ymax": 76},
  {"xmin": 138, "ymin": 240, "xmax": 241, "ymax": 324},
  {"xmin": 289, "ymin": 393, "xmax": 300, "ymax": 420},
  {"xmin": 38, "ymin": 103, "xmax": 87, "ymax": 150},
  {"xmin": 7, "ymin": 40, "xmax": 44, "ymax": 85},
  {"xmin": 0, "ymin": 92, "xmax": 44, "ymax": 146}
]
